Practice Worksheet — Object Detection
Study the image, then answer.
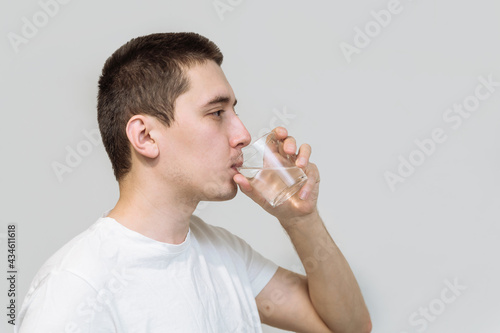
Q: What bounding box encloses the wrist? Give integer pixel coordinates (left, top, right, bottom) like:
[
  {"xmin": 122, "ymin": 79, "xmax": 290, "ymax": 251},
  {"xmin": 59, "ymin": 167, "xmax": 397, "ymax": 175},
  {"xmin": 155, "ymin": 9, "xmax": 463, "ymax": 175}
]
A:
[{"xmin": 279, "ymin": 209, "xmax": 321, "ymax": 232}]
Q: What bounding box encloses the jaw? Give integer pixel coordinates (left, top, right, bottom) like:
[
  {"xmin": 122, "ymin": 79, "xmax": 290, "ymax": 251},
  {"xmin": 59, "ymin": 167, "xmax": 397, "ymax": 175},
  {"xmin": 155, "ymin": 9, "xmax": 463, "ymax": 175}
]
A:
[{"xmin": 199, "ymin": 177, "xmax": 238, "ymax": 202}]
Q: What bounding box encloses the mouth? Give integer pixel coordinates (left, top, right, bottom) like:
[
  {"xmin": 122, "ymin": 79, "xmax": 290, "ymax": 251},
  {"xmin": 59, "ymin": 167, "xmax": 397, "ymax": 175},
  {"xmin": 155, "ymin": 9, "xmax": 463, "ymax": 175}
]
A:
[
  {"xmin": 230, "ymin": 156, "xmax": 243, "ymax": 171},
  {"xmin": 231, "ymin": 161, "xmax": 243, "ymax": 170}
]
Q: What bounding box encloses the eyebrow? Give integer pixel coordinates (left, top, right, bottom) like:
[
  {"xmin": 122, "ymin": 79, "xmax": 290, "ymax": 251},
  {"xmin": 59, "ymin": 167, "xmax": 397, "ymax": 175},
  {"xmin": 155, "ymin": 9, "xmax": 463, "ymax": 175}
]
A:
[{"xmin": 201, "ymin": 95, "xmax": 237, "ymax": 108}]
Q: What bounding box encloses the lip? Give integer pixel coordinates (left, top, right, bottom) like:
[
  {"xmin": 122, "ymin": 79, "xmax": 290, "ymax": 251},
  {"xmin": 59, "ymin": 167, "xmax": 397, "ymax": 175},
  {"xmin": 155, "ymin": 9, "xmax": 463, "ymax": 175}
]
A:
[
  {"xmin": 231, "ymin": 161, "xmax": 243, "ymax": 169},
  {"xmin": 230, "ymin": 160, "xmax": 243, "ymax": 175}
]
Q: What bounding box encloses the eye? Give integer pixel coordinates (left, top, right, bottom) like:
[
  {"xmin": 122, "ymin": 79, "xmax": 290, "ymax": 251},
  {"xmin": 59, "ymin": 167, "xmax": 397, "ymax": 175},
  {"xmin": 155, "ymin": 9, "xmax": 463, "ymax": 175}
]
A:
[{"xmin": 211, "ymin": 110, "xmax": 224, "ymax": 117}]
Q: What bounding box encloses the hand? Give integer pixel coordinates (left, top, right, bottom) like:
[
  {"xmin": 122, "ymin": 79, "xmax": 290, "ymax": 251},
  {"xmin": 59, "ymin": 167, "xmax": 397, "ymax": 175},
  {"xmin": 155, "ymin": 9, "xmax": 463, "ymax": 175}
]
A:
[{"xmin": 233, "ymin": 127, "xmax": 321, "ymax": 225}]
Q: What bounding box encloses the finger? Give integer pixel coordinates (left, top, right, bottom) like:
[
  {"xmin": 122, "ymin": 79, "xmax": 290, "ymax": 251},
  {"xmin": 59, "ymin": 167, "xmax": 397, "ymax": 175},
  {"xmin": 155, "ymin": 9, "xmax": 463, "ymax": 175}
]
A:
[
  {"xmin": 282, "ymin": 136, "xmax": 297, "ymax": 155},
  {"xmin": 272, "ymin": 127, "xmax": 288, "ymax": 141},
  {"xmin": 233, "ymin": 173, "xmax": 252, "ymax": 192},
  {"xmin": 233, "ymin": 174, "xmax": 268, "ymax": 207},
  {"xmin": 298, "ymin": 163, "xmax": 320, "ymax": 200},
  {"xmin": 296, "ymin": 143, "xmax": 311, "ymax": 168}
]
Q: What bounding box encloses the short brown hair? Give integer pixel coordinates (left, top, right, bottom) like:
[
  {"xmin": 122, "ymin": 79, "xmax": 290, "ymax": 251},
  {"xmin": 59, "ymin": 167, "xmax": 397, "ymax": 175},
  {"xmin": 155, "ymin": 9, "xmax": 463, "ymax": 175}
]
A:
[{"xmin": 97, "ymin": 32, "xmax": 223, "ymax": 181}]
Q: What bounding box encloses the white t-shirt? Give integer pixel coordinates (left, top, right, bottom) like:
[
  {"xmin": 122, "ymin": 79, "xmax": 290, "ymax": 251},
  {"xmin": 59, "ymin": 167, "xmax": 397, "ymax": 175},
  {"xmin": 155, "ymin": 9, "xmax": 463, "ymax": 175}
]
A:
[{"xmin": 15, "ymin": 212, "xmax": 278, "ymax": 333}]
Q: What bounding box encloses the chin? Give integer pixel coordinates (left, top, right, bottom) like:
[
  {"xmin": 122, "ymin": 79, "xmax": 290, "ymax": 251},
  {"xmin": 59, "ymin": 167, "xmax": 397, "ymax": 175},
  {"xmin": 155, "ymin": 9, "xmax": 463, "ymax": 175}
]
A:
[
  {"xmin": 224, "ymin": 187, "xmax": 238, "ymax": 200},
  {"xmin": 200, "ymin": 180, "xmax": 238, "ymax": 201},
  {"xmin": 216, "ymin": 184, "xmax": 238, "ymax": 201}
]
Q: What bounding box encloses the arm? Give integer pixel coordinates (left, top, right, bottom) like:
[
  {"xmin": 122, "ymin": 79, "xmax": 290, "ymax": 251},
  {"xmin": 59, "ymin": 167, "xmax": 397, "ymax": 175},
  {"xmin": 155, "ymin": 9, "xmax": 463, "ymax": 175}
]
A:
[
  {"xmin": 276, "ymin": 212, "xmax": 371, "ymax": 332},
  {"xmin": 234, "ymin": 127, "xmax": 371, "ymax": 333},
  {"xmin": 255, "ymin": 212, "xmax": 371, "ymax": 333}
]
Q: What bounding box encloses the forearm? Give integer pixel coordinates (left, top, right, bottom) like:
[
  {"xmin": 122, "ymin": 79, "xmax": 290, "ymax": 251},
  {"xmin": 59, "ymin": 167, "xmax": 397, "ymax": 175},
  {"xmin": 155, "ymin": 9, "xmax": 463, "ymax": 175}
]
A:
[{"xmin": 280, "ymin": 211, "xmax": 371, "ymax": 333}]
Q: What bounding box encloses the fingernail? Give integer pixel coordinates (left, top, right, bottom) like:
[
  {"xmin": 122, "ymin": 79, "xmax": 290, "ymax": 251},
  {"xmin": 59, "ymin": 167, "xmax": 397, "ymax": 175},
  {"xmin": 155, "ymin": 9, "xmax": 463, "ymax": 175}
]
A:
[{"xmin": 298, "ymin": 157, "xmax": 307, "ymax": 166}]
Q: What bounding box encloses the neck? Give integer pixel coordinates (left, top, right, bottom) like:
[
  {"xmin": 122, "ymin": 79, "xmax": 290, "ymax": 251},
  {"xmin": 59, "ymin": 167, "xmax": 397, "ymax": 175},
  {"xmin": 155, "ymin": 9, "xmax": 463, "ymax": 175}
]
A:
[{"xmin": 107, "ymin": 173, "xmax": 198, "ymax": 245}]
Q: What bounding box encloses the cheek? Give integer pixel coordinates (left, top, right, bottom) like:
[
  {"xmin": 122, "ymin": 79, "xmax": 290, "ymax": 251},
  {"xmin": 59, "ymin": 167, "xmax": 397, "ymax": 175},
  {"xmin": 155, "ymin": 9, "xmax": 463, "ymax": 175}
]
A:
[
  {"xmin": 183, "ymin": 141, "xmax": 220, "ymax": 173},
  {"xmin": 202, "ymin": 146, "xmax": 231, "ymax": 177},
  {"xmin": 202, "ymin": 149, "xmax": 223, "ymax": 169},
  {"xmin": 169, "ymin": 122, "xmax": 229, "ymax": 171}
]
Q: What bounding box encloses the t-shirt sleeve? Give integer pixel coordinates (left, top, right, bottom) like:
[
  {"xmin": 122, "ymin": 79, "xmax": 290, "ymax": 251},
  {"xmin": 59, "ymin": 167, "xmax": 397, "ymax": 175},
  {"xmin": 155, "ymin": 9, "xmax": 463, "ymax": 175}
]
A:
[
  {"xmin": 204, "ymin": 221, "xmax": 279, "ymax": 297},
  {"xmin": 242, "ymin": 241, "xmax": 279, "ymax": 297},
  {"xmin": 16, "ymin": 270, "xmax": 114, "ymax": 333}
]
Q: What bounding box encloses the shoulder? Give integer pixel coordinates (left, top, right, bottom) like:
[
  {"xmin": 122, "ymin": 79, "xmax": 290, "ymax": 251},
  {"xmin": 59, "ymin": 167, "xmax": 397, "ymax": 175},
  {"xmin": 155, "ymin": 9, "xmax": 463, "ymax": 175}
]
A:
[
  {"xmin": 29, "ymin": 217, "xmax": 112, "ymax": 292},
  {"xmin": 189, "ymin": 216, "xmax": 278, "ymax": 297},
  {"xmin": 189, "ymin": 214, "xmax": 228, "ymax": 237},
  {"xmin": 189, "ymin": 215, "xmax": 259, "ymax": 257},
  {"xmin": 190, "ymin": 214, "xmax": 245, "ymax": 245}
]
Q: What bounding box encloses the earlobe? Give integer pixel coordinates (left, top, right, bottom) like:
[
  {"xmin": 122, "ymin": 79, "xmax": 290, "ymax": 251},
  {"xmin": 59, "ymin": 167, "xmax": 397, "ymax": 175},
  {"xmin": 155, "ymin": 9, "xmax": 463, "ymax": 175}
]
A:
[{"xmin": 126, "ymin": 115, "xmax": 160, "ymax": 159}]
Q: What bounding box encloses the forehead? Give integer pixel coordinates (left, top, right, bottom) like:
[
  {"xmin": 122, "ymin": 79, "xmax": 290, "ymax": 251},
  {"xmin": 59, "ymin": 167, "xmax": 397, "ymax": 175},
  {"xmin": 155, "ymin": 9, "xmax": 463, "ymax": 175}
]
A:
[{"xmin": 180, "ymin": 61, "xmax": 235, "ymax": 107}]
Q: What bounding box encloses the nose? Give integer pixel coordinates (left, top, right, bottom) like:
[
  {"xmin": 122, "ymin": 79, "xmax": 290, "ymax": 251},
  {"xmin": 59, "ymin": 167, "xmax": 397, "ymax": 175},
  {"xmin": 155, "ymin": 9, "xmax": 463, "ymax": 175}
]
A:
[{"xmin": 229, "ymin": 114, "xmax": 251, "ymax": 149}]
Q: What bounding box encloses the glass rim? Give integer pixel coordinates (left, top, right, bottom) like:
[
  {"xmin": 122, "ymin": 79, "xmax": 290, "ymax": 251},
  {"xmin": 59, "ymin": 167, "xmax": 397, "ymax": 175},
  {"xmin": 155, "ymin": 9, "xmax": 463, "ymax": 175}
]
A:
[
  {"xmin": 238, "ymin": 132, "xmax": 276, "ymax": 167},
  {"xmin": 249, "ymin": 131, "xmax": 275, "ymax": 146}
]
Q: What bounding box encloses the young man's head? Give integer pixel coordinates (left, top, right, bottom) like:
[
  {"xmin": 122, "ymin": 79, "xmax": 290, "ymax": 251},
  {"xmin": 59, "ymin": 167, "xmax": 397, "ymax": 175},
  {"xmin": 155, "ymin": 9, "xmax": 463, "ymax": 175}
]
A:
[{"xmin": 97, "ymin": 32, "xmax": 250, "ymax": 203}]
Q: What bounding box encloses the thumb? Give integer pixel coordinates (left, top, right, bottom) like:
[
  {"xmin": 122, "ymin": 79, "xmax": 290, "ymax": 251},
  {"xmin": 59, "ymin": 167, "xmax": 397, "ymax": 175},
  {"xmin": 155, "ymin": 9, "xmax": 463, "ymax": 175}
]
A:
[
  {"xmin": 233, "ymin": 174, "xmax": 253, "ymax": 194},
  {"xmin": 233, "ymin": 174, "xmax": 268, "ymax": 207}
]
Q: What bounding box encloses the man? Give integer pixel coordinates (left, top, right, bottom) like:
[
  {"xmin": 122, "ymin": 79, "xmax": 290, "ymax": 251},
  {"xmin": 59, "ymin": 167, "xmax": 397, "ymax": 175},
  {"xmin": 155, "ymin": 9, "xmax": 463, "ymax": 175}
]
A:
[{"xmin": 16, "ymin": 32, "xmax": 371, "ymax": 333}]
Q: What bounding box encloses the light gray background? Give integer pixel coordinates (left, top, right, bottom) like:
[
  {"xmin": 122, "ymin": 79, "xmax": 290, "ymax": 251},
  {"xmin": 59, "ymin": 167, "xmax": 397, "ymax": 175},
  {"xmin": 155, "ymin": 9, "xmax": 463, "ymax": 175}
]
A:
[{"xmin": 1, "ymin": 0, "xmax": 499, "ymax": 332}]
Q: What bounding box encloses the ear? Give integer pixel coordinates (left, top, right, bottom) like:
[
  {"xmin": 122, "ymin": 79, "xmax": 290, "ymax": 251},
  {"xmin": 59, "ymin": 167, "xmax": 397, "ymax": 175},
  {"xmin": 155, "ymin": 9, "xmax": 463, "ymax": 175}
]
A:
[{"xmin": 125, "ymin": 115, "xmax": 160, "ymax": 159}]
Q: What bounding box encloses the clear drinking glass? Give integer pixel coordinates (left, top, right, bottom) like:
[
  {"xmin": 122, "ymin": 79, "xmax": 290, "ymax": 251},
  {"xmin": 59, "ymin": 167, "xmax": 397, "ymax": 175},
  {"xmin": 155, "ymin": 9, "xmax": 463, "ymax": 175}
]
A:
[{"xmin": 237, "ymin": 132, "xmax": 308, "ymax": 207}]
